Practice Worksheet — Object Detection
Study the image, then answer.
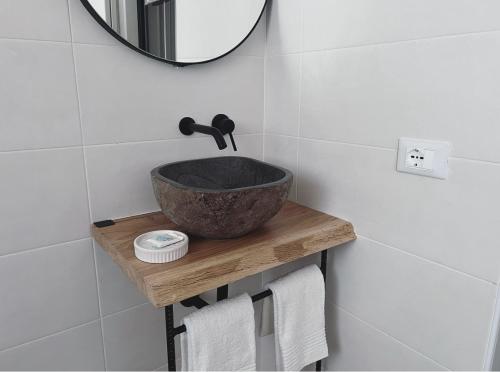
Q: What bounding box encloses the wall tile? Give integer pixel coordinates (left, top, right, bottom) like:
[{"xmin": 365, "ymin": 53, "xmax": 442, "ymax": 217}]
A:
[
  {"xmin": 85, "ymin": 135, "xmax": 262, "ymax": 221},
  {"xmin": 265, "ymin": 55, "xmax": 301, "ymax": 136},
  {"xmin": 263, "ymin": 134, "xmax": 298, "ymax": 200},
  {"xmin": 0, "ymin": 239, "xmax": 99, "ymax": 350},
  {"xmin": 302, "ymin": 0, "xmax": 500, "ymax": 51},
  {"xmin": 0, "ymin": 321, "xmax": 104, "ymax": 371},
  {"xmin": 297, "ymin": 138, "xmax": 500, "ymax": 283},
  {"xmin": 265, "ymin": 1, "xmax": 500, "ymax": 370},
  {"xmin": 102, "ymin": 303, "xmax": 166, "ymax": 371},
  {"xmin": 0, "ymin": 148, "xmax": 90, "ymax": 256},
  {"xmin": 67, "ymin": 0, "xmax": 118, "ymax": 46},
  {"xmin": 233, "ymin": 11, "xmax": 266, "ymax": 58},
  {"xmin": 257, "ymin": 334, "xmax": 275, "ymax": 371},
  {"xmin": 0, "ymin": 40, "xmax": 81, "ymax": 151},
  {"xmin": 0, "ymin": 1, "xmax": 268, "ymax": 369},
  {"xmin": 234, "ymin": 134, "xmax": 264, "ymax": 160},
  {"xmin": 0, "ymin": 0, "xmax": 70, "ymax": 42},
  {"xmin": 73, "ymin": 44, "xmax": 263, "ymax": 145},
  {"xmin": 325, "ymin": 303, "xmax": 445, "ymax": 371},
  {"xmin": 266, "ymin": 0, "xmax": 302, "ymax": 55},
  {"xmin": 326, "ymin": 236, "xmax": 495, "ymax": 370},
  {"xmin": 228, "ymin": 273, "xmax": 264, "ymax": 298},
  {"xmin": 301, "ymin": 32, "xmax": 500, "ymax": 162},
  {"xmin": 85, "ymin": 139, "xmax": 188, "ymax": 222},
  {"xmin": 95, "ymin": 243, "xmax": 147, "ymax": 316}
]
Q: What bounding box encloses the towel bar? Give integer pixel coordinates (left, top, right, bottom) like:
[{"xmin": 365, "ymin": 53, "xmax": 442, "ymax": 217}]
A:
[
  {"xmin": 173, "ymin": 289, "xmax": 273, "ymax": 336},
  {"xmin": 165, "ymin": 249, "xmax": 328, "ymax": 371}
]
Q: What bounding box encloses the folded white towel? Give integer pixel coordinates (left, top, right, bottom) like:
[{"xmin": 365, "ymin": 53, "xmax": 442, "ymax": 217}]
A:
[
  {"xmin": 266, "ymin": 264, "xmax": 328, "ymax": 371},
  {"xmin": 181, "ymin": 293, "xmax": 256, "ymax": 371}
]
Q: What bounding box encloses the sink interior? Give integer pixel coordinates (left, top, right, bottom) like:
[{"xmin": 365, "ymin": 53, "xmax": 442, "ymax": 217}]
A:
[{"xmin": 158, "ymin": 156, "xmax": 287, "ymax": 190}]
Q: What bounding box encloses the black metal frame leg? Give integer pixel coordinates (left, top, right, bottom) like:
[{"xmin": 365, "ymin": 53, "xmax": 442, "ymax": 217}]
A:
[
  {"xmin": 316, "ymin": 249, "xmax": 328, "ymax": 371},
  {"xmin": 165, "ymin": 305, "xmax": 176, "ymax": 371}
]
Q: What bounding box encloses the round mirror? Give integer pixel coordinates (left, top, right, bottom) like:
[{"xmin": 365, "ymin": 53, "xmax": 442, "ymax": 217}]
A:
[{"xmin": 81, "ymin": 0, "xmax": 267, "ymax": 66}]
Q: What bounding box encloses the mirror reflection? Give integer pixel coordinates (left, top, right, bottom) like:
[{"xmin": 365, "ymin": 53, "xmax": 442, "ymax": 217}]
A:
[{"xmin": 84, "ymin": 0, "xmax": 266, "ymax": 65}]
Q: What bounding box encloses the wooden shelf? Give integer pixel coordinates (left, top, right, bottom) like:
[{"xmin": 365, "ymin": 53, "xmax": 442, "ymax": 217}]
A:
[{"xmin": 92, "ymin": 201, "xmax": 356, "ymax": 308}]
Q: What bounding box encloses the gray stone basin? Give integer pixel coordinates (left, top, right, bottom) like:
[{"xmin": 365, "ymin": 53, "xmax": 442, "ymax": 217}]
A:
[{"xmin": 151, "ymin": 156, "xmax": 293, "ymax": 239}]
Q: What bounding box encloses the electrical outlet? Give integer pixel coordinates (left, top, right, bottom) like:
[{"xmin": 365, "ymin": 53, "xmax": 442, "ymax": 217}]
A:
[
  {"xmin": 405, "ymin": 148, "xmax": 434, "ymax": 170},
  {"xmin": 397, "ymin": 138, "xmax": 451, "ymax": 179}
]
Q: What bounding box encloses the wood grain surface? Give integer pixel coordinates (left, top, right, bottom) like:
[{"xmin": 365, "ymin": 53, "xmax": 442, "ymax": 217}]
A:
[{"xmin": 92, "ymin": 201, "xmax": 356, "ymax": 307}]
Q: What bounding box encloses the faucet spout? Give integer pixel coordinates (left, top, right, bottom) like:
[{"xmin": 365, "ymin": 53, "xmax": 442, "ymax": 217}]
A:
[
  {"xmin": 190, "ymin": 124, "xmax": 227, "ymax": 150},
  {"xmin": 179, "ymin": 117, "xmax": 227, "ymax": 150}
]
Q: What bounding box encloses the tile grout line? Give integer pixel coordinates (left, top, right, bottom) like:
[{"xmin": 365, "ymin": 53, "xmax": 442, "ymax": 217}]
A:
[
  {"xmin": 267, "ymin": 28, "xmax": 500, "ymax": 57},
  {"xmin": 0, "ymin": 37, "xmax": 267, "ymax": 60},
  {"xmin": 0, "ymin": 133, "xmax": 262, "ymax": 154},
  {"xmin": 260, "ymin": 10, "xmax": 270, "ymax": 354},
  {"xmin": 3, "ymin": 133, "xmax": 500, "ymax": 167},
  {"xmin": 83, "ymin": 133, "xmax": 261, "ymax": 148},
  {"xmin": 0, "ymin": 318, "xmax": 101, "ymax": 354},
  {"xmin": 326, "ymin": 300, "xmax": 451, "ymax": 371},
  {"xmin": 0, "ymin": 300, "xmax": 150, "ymax": 355},
  {"xmin": 3, "ymin": 25, "xmax": 500, "ymax": 50},
  {"xmin": 289, "ymin": 134, "xmax": 398, "ymax": 152},
  {"xmin": 65, "ymin": 1, "xmax": 108, "ymax": 369},
  {"xmin": 0, "ymin": 36, "xmax": 70, "ymax": 44},
  {"xmin": 448, "ymin": 155, "xmax": 500, "ymax": 167},
  {"xmin": 0, "ymin": 237, "xmax": 92, "ymax": 260},
  {"xmin": 0, "ymin": 144, "xmax": 83, "ymax": 154},
  {"xmin": 100, "ymin": 302, "xmax": 150, "ymax": 320},
  {"xmin": 262, "ymin": 7, "xmax": 269, "ymax": 163},
  {"xmin": 91, "ymin": 241, "xmax": 109, "ymax": 370},
  {"xmin": 295, "ymin": 1, "xmax": 305, "ymax": 202},
  {"xmin": 263, "ymin": 133, "xmax": 500, "ymax": 166},
  {"xmin": 357, "ymin": 233, "xmax": 497, "ymax": 286}
]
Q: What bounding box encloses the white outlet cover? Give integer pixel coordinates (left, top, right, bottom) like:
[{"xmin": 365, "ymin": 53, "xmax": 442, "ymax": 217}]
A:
[{"xmin": 397, "ymin": 138, "xmax": 451, "ymax": 179}]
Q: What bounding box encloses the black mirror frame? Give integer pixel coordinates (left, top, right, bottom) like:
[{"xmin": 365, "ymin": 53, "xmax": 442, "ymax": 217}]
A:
[{"xmin": 79, "ymin": 0, "xmax": 268, "ymax": 67}]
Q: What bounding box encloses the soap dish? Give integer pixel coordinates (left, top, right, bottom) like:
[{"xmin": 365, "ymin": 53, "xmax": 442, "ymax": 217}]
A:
[{"xmin": 134, "ymin": 230, "xmax": 188, "ymax": 263}]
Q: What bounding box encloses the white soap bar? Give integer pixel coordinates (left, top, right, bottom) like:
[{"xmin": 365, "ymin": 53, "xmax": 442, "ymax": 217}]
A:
[{"xmin": 145, "ymin": 232, "xmax": 184, "ymax": 249}]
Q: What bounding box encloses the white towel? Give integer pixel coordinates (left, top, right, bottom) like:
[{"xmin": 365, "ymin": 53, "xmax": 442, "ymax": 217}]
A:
[
  {"xmin": 266, "ymin": 265, "xmax": 329, "ymax": 371},
  {"xmin": 181, "ymin": 293, "xmax": 256, "ymax": 371}
]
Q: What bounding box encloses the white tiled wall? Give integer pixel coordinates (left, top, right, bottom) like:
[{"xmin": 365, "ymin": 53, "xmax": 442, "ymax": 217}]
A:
[
  {"xmin": 3, "ymin": 0, "xmax": 500, "ymax": 371},
  {"xmin": 0, "ymin": 0, "xmax": 265, "ymax": 370},
  {"xmin": 264, "ymin": 1, "xmax": 500, "ymax": 370}
]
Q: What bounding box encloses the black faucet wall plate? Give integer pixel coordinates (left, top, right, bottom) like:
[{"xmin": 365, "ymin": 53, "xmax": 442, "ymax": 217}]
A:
[{"xmin": 179, "ymin": 117, "xmax": 196, "ymax": 135}]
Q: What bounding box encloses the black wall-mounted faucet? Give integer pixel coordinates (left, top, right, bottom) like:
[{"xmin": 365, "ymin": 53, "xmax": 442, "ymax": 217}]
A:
[
  {"xmin": 178, "ymin": 114, "xmax": 238, "ymax": 151},
  {"xmin": 179, "ymin": 117, "xmax": 227, "ymax": 150}
]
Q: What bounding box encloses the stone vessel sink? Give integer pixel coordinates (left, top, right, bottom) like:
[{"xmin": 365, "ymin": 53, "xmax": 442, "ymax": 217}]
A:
[{"xmin": 151, "ymin": 156, "xmax": 293, "ymax": 239}]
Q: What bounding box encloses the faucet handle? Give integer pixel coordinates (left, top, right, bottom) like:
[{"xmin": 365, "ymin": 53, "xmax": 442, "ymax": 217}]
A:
[
  {"xmin": 179, "ymin": 117, "xmax": 196, "ymax": 135},
  {"xmin": 212, "ymin": 114, "xmax": 234, "ymax": 134},
  {"xmin": 212, "ymin": 114, "xmax": 237, "ymax": 151}
]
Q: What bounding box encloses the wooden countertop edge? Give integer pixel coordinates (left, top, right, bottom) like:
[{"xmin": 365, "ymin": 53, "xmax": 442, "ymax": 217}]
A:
[
  {"xmin": 92, "ymin": 226, "xmax": 152, "ymax": 296},
  {"xmin": 91, "ymin": 205, "xmax": 357, "ymax": 308},
  {"xmin": 145, "ymin": 221, "xmax": 356, "ymax": 307}
]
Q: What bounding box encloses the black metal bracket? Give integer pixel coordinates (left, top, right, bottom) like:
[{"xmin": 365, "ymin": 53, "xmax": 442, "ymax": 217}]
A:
[
  {"xmin": 93, "ymin": 220, "xmax": 115, "ymax": 228},
  {"xmin": 180, "ymin": 296, "xmax": 209, "ymax": 309},
  {"xmin": 164, "ymin": 250, "xmax": 329, "ymax": 371},
  {"xmin": 217, "ymin": 285, "xmax": 229, "ymax": 301}
]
